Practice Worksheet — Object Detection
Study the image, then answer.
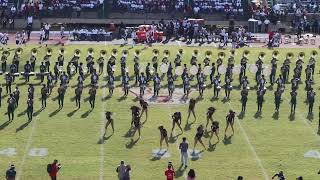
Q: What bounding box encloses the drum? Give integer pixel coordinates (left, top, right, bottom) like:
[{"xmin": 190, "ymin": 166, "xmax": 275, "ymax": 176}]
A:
[
  {"xmin": 160, "ymin": 63, "xmax": 169, "ymax": 74},
  {"xmin": 218, "ymin": 65, "xmax": 226, "ymax": 74},
  {"xmin": 190, "ymin": 65, "xmax": 198, "ymax": 75},
  {"xmin": 175, "ymin": 66, "xmax": 183, "ymax": 76},
  {"xmin": 232, "ymin": 65, "xmax": 241, "ymax": 74},
  {"xmin": 248, "ymin": 64, "xmax": 258, "ymax": 73},
  {"xmin": 203, "ymin": 66, "xmax": 212, "ymax": 76}
]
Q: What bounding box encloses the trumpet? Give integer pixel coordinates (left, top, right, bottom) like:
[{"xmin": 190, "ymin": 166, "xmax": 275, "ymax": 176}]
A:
[
  {"xmin": 135, "ymin": 49, "xmax": 141, "ymax": 57},
  {"xmin": 272, "ymin": 50, "xmax": 279, "ymax": 58},
  {"xmin": 286, "ymin": 52, "xmax": 294, "ymax": 59},
  {"xmin": 259, "ymin": 52, "xmax": 266, "ymax": 60},
  {"xmin": 59, "ymin": 48, "xmax": 65, "ymax": 55},
  {"xmin": 311, "ymin": 50, "xmax": 318, "ymax": 58},
  {"xmin": 192, "ymin": 49, "xmax": 198, "ymax": 57},
  {"xmin": 205, "ymin": 50, "xmax": 212, "ymax": 58},
  {"xmin": 243, "ymin": 50, "xmax": 250, "ymax": 58},
  {"xmin": 15, "ymin": 47, "xmax": 23, "ymax": 55},
  {"xmin": 153, "ymin": 49, "xmax": 159, "ymax": 57},
  {"xmin": 74, "ymin": 49, "xmax": 81, "ymax": 57},
  {"xmin": 31, "ymin": 48, "xmax": 37, "ymax": 56},
  {"xmin": 122, "ymin": 50, "xmax": 128, "ymax": 57},
  {"xmin": 111, "ymin": 49, "xmax": 118, "ymax": 56},
  {"xmin": 163, "ymin": 50, "xmax": 170, "ymax": 58},
  {"xmin": 218, "ymin": 52, "xmax": 226, "ymax": 59},
  {"xmin": 87, "ymin": 48, "xmax": 94, "ymax": 57},
  {"xmin": 298, "ymin": 52, "xmax": 305, "ymax": 59},
  {"xmin": 46, "ymin": 48, "xmax": 52, "ymax": 56}
]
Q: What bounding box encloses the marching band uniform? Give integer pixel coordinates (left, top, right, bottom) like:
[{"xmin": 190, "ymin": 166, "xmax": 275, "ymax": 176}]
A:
[
  {"xmin": 167, "ymin": 74, "xmax": 174, "ymax": 97},
  {"xmin": 213, "ymin": 76, "xmax": 221, "ymax": 98},
  {"xmin": 241, "ymin": 88, "xmax": 248, "ymax": 112},
  {"xmin": 307, "ymin": 89, "xmax": 316, "ymax": 114},
  {"xmin": 24, "ymin": 61, "xmax": 31, "ymax": 82},
  {"xmin": 139, "ymin": 73, "xmax": 147, "ymax": 97},
  {"xmin": 153, "ymin": 73, "xmax": 161, "ymax": 97},
  {"xmin": 123, "ymin": 73, "xmax": 130, "ymax": 96},
  {"xmin": 75, "ymin": 85, "xmax": 82, "ymax": 109},
  {"xmin": 108, "ymin": 72, "xmax": 115, "ymax": 96}
]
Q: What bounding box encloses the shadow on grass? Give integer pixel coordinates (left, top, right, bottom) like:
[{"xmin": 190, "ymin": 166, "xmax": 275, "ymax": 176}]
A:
[
  {"xmin": 67, "ymin": 108, "xmax": 79, "ymax": 117},
  {"xmin": 124, "ymin": 127, "xmax": 135, "ymax": 138},
  {"xmin": 272, "ymin": 111, "xmax": 279, "ymax": 120},
  {"xmin": 238, "ymin": 111, "xmax": 245, "ymax": 119},
  {"xmin": 81, "ymin": 109, "xmax": 93, "ymax": 118},
  {"xmin": 33, "ymin": 108, "xmax": 44, "ymax": 117},
  {"xmin": 174, "ymin": 165, "xmax": 187, "ymax": 178},
  {"xmin": 168, "ymin": 133, "xmax": 182, "ymax": 143},
  {"xmin": 208, "ymin": 142, "xmax": 218, "ymax": 152},
  {"xmin": 125, "ymin": 138, "xmax": 139, "ymax": 149},
  {"xmin": 223, "ymin": 135, "xmax": 233, "ymax": 145},
  {"xmin": 307, "ymin": 113, "xmax": 314, "ymax": 121},
  {"xmin": 102, "ymin": 95, "xmax": 112, "ymax": 102},
  {"xmin": 17, "ymin": 109, "xmax": 27, "ymax": 117},
  {"xmin": 289, "ymin": 113, "xmax": 295, "ymax": 121},
  {"xmin": 97, "ymin": 134, "xmax": 113, "ymax": 144},
  {"xmin": 16, "ymin": 120, "xmax": 31, "ymax": 133},
  {"xmin": 49, "ymin": 108, "xmax": 62, "ymax": 117},
  {"xmin": 0, "ymin": 120, "xmax": 11, "ymax": 130}
]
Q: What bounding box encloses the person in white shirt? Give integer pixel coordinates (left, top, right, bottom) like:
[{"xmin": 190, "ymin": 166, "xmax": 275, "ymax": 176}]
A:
[
  {"xmin": 264, "ymin": 18, "xmax": 270, "ymax": 33},
  {"xmin": 131, "ymin": 30, "xmax": 136, "ymax": 47},
  {"xmin": 27, "ymin": 15, "xmax": 33, "ymax": 26},
  {"xmin": 44, "ymin": 23, "xmax": 51, "ymax": 40},
  {"xmin": 39, "ymin": 28, "xmax": 45, "ymax": 44}
]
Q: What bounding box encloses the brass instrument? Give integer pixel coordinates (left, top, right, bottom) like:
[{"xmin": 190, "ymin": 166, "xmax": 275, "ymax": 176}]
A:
[
  {"xmin": 122, "ymin": 50, "xmax": 128, "ymax": 58},
  {"xmin": 286, "ymin": 52, "xmax": 294, "ymax": 59},
  {"xmin": 192, "ymin": 49, "xmax": 198, "ymax": 57},
  {"xmin": 97, "ymin": 50, "xmax": 106, "ymax": 64},
  {"xmin": 311, "ymin": 50, "xmax": 318, "ymax": 58},
  {"xmin": 87, "ymin": 48, "xmax": 94, "ymax": 57},
  {"xmin": 46, "ymin": 48, "xmax": 52, "ymax": 56},
  {"xmin": 259, "ymin": 52, "xmax": 266, "ymax": 60},
  {"xmin": 205, "ymin": 50, "xmax": 212, "ymax": 58},
  {"xmin": 15, "ymin": 47, "xmax": 23, "ymax": 55},
  {"xmin": 163, "ymin": 50, "xmax": 170, "ymax": 58},
  {"xmin": 298, "ymin": 52, "xmax": 305, "ymax": 59},
  {"xmin": 178, "ymin": 49, "xmax": 183, "ymax": 56},
  {"xmin": 243, "ymin": 50, "xmax": 250, "ymax": 58},
  {"xmin": 153, "ymin": 49, "xmax": 159, "ymax": 57},
  {"xmin": 1, "ymin": 50, "xmax": 10, "ymax": 62},
  {"xmin": 74, "ymin": 49, "xmax": 81, "ymax": 57},
  {"xmin": 218, "ymin": 52, "xmax": 226, "ymax": 59},
  {"xmin": 272, "ymin": 50, "xmax": 279, "ymax": 58},
  {"xmin": 111, "ymin": 49, "xmax": 118, "ymax": 57},
  {"xmin": 59, "ymin": 48, "xmax": 65, "ymax": 55}
]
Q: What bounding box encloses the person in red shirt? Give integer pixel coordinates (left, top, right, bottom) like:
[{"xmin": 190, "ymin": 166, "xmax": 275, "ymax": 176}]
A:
[
  {"xmin": 49, "ymin": 160, "xmax": 61, "ymax": 180},
  {"xmin": 165, "ymin": 163, "xmax": 175, "ymax": 180}
]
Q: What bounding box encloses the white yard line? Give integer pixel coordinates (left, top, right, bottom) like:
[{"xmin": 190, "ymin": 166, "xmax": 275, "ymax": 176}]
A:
[
  {"xmin": 99, "ymin": 72, "xmax": 107, "ymax": 180},
  {"xmin": 283, "ymin": 96, "xmax": 320, "ymax": 140},
  {"xmin": 16, "ymin": 118, "xmax": 38, "ymax": 180},
  {"xmin": 227, "ymin": 102, "xmax": 270, "ymax": 180}
]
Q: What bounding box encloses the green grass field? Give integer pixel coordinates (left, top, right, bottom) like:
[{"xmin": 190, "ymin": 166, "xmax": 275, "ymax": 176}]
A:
[{"xmin": 0, "ymin": 45, "xmax": 319, "ymax": 180}]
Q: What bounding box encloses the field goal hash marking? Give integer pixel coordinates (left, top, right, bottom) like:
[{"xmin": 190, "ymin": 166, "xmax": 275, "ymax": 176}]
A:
[{"xmin": 228, "ymin": 102, "xmax": 270, "ymax": 180}]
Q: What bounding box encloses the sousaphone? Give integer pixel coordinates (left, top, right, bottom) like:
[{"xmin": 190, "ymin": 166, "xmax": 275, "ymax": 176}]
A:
[
  {"xmin": 218, "ymin": 52, "xmax": 226, "ymax": 59},
  {"xmin": 272, "ymin": 50, "xmax": 279, "ymax": 58},
  {"xmin": 59, "ymin": 48, "xmax": 65, "ymax": 55},
  {"xmin": 87, "ymin": 48, "xmax": 94, "ymax": 57},
  {"xmin": 74, "ymin": 49, "xmax": 81, "ymax": 57},
  {"xmin": 164, "ymin": 50, "xmax": 170, "ymax": 58},
  {"xmin": 31, "ymin": 48, "xmax": 37, "ymax": 56},
  {"xmin": 311, "ymin": 50, "xmax": 318, "ymax": 58},
  {"xmin": 153, "ymin": 49, "xmax": 159, "ymax": 57},
  {"xmin": 46, "ymin": 48, "xmax": 52, "ymax": 56},
  {"xmin": 15, "ymin": 47, "xmax": 23, "ymax": 55},
  {"xmin": 243, "ymin": 50, "xmax": 250, "ymax": 58},
  {"xmin": 111, "ymin": 49, "xmax": 118, "ymax": 57},
  {"xmin": 205, "ymin": 50, "xmax": 212, "ymax": 58},
  {"xmin": 258, "ymin": 52, "xmax": 266, "ymax": 60},
  {"xmin": 122, "ymin": 50, "xmax": 128, "ymax": 58}
]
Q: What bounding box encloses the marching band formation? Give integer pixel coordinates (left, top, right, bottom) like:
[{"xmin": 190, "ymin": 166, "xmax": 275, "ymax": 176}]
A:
[{"xmin": 0, "ymin": 47, "xmax": 318, "ymax": 122}]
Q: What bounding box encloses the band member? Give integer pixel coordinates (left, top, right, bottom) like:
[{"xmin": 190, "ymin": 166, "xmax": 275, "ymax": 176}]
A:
[
  {"xmin": 174, "ymin": 51, "xmax": 182, "ymax": 67},
  {"xmin": 9, "ymin": 64, "xmax": 17, "ymax": 82},
  {"xmin": 103, "ymin": 111, "xmax": 114, "ymax": 137},
  {"xmin": 187, "ymin": 98, "xmax": 196, "ymax": 121},
  {"xmin": 1, "ymin": 51, "xmax": 8, "ymax": 72},
  {"xmin": 134, "ymin": 60, "xmax": 140, "ymax": 84},
  {"xmin": 27, "ymin": 84, "xmax": 34, "ymax": 100},
  {"xmin": 257, "ymin": 88, "xmax": 266, "ymax": 112},
  {"xmin": 291, "ymin": 76, "xmax": 299, "ymax": 91},
  {"xmin": 257, "ymin": 75, "xmax": 266, "ymax": 90},
  {"xmin": 305, "ymin": 78, "xmax": 313, "ymax": 91},
  {"xmin": 224, "ymin": 76, "xmax": 232, "ymax": 100},
  {"xmin": 79, "ymin": 63, "xmax": 84, "ymax": 79},
  {"xmin": 158, "ymin": 125, "xmax": 169, "ymax": 150},
  {"xmin": 7, "ymin": 93, "xmax": 15, "ymax": 121},
  {"xmin": 209, "ymin": 62, "xmax": 216, "ymax": 84},
  {"xmin": 193, "ymin": 125, "xmax": 206, "ymax": 151},
  {"xmin": 130, "ymin": 105, "xmax": 141, "ymax": 125},
  {"xmin": 97, "ymin": 53, "xmax": 105, "ymax": 74},
  {"xmin": 24, "ymin": 61, "xmax": 32, "ymax": 82},
  {"xmin": 213, "ymin": 75, "xmax": 221, "ymax": 98},
  {"xmin": 5, "ymin": 73, "xmax": 12, "ymax": 94},
  {"xmin": 54, "ymin": 62, "xmax": 59, "ymax": 81},
  {"xmin": 13, "ymin": 86, "xmax": 20, "ymax": 107},
  {"xmin": 123, "ymin": 72, "xmax": 130, "ymax": 97},
  {"xmin": 305, "ymin": 65, "xmax": 312, "ymax": 81},
  {"xmin": 139, "ymin": 72, "xmax": 147, "ymax": 97},
  {"xmin": 106, "ymin": 59, "xmax": 114, "ymax": 76},
  {"xmin": 30, "ymin": 52, "xmax": 37, "ymax": 72},
  {"xmin": 47, "ymin": 72, "xmax": 54, "ymax": 95},
  {"xmin": 241, "ymin": 87, "xmax": 249, "ymax": 113},
  {"xmin": 60, "ymin": 71, "xmax": 69, "ymax": 86},
  {"xmin": 240, "ymin": 52, "xmax": 248, "ymax": 77},
  {"xmin": 274, "ymin": 88, "xmax": 282, "ymax": 112},
  {"xmin": 276, "ymin": 75, "xmax": 285, "ymax": 91},
  {"xmin": 280, "ymin": 64, "xmax": 289, "ymax": 83},
  {"xmin": 307, "ymin": 88, "xmax": 316, "ymax": 114},
  {"xmin": 58, "ymin": 51, "xmax": 64, "ymax": 66},
  {"xmin": 153, "ymin": 73, "xmax": 161, "ymax": 97},
  {"xmin": 0, "ymin": 86, "xmax": 2, "ymax": 107},
  {"xmin": 39, "ymin": 62, "xmax": 46, "ymax": 83},
  {"xmin": 290, "ymin": 89, "xmax": 297, "ymax": 114},
  {"xmin": 86, "ymin": 52, "xmax": 94, "ymax": 74},
  {"xmin": 139, "ymin": 99, "xmax": 148, "ymax": 121},
  {"xmin": 108, "ymin": 71, "xmax": 115, "ymax": 96},
  {"xmin": 89, "ymin": 85, "xmax": 97, "ymax": 109},
  {"xmin": 171, "ymin": 112, "xmax": 183, "ymax": 136},
  {"xmin": 41, "ymin": 84, "xmax": 48, "ymax": 108},
  {"xmin": 44, "ymin": 53, "xmax": 51, "ymax": 72},
  {"xmin": 57, "ymin": 84, "xmax": 66, "ymax": 108},
  {"xmin": 26, "ymin": 97, "xmax": 33, "ymax": 121},
  {"xmin": 183, "ymin": 73, "xmax": 190, "ymax": 97},
  {"xmin": 198, "ymin": 72, "xmax": 205, "ymax": 97},
  {"xmin": 66, "ymin": 62, "xmax": 72, "ymax": 78},
  {"xmin": 12, "ymin": 51, "xmax": 20, "ymax": 72},
  {"xmin": 205, "ymin": 107, "xmax": 216, "ymax": 131},
  {"xmin": 240, "ymin": 76, "xmax": 249, "ymax": 90},
  {"xmin": 270, "ymin": 55, "xmax": 278, "ymax": 85},
  {"xmin": 167, "ymin": 74, "xmax": 175, "ymax": 97},
  {"xmin": 91, "ymin": 70, "xmax": 99, "ymax": 86},
  {"xmin": 120, "ymin": 54, "xmax": 127, "ymax": 77},
  {"xmin": 255, "ymin": 56, "xmax": 263, "ymax": 83},
  {"xmin": 145, "ymin": 63, "xmax": 151, "ymax": 82},
  {"xmin": 225, "ymin": 110, "xmax": 235, "ymax": 135},
  {"xmin": 132, "ymin": 107, "xmax": 141, "ymax": 140},
  {"xmin": 75, "ymin": 85, "xmax": 82, "ymax": 109},
  {"xmin": 210, "ymin": 121, "xmax": 220, "ymax": 143}
]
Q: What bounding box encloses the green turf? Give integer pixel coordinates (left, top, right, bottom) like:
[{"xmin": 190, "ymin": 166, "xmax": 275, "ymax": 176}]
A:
[{"xmin": 0, "ymin": 45, "xmax": 319, "ymax": 180}]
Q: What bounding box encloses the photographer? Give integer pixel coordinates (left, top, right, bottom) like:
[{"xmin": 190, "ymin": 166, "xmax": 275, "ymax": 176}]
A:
[
  {"xmin": 47, "ymin": 160, "xmax": 61, "ymax": 180},
  {"xmin": 164, "ymin": 162, "xmax": 175, "ymax": 180}
]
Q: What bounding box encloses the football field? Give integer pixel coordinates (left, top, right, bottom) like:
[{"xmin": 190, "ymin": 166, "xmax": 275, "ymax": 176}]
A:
[{"xmin": 0, "ymin": 44, "xmax": 319, "ymax": 180}]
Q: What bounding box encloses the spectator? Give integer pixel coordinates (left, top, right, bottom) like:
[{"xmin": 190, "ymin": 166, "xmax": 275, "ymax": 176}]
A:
[
  {"xmin": 48, "ymin": 160, "xmax": 61, "ymax": 180},
  {"xmin": 44, "ymin": 23, "xmax": 51, "ymax": 41},
  {"xmin": 264, "ymin": 18, "xmax": 270, "ymax": 33},
  {"xmin": 6, "ymin": 164, "xmax": 16, "ymax": 180},
  {"xmin": 187, "ymin": 169, "xmax": 196, "ymax": 180},
  {"xmin": 122, "ymin": 165, "xmax": 131, "ymax": 180},
  {"xmin": 27, "ymin": 15, "xmax": 33, "ymax": 27},
  {"xmin": 164, "ymin": 163, "xmax": 175, "ymax": 180},
  {"xmin": 179, "ymin": 137, "xmax": 189, "ymax": 168},
  {"xmin": 116, "ymin": 160, "xmax": 126, "ymax": 180}
]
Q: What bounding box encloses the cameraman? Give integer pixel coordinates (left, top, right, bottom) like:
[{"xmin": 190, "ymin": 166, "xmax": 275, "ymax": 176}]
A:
[
  {"xmin": 164, "ymin": 162, "xmax": 175, "ymax": 180},
  {"xmin": 48, "ymin": 160, "xmax": 61, "ymax": 180}
]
